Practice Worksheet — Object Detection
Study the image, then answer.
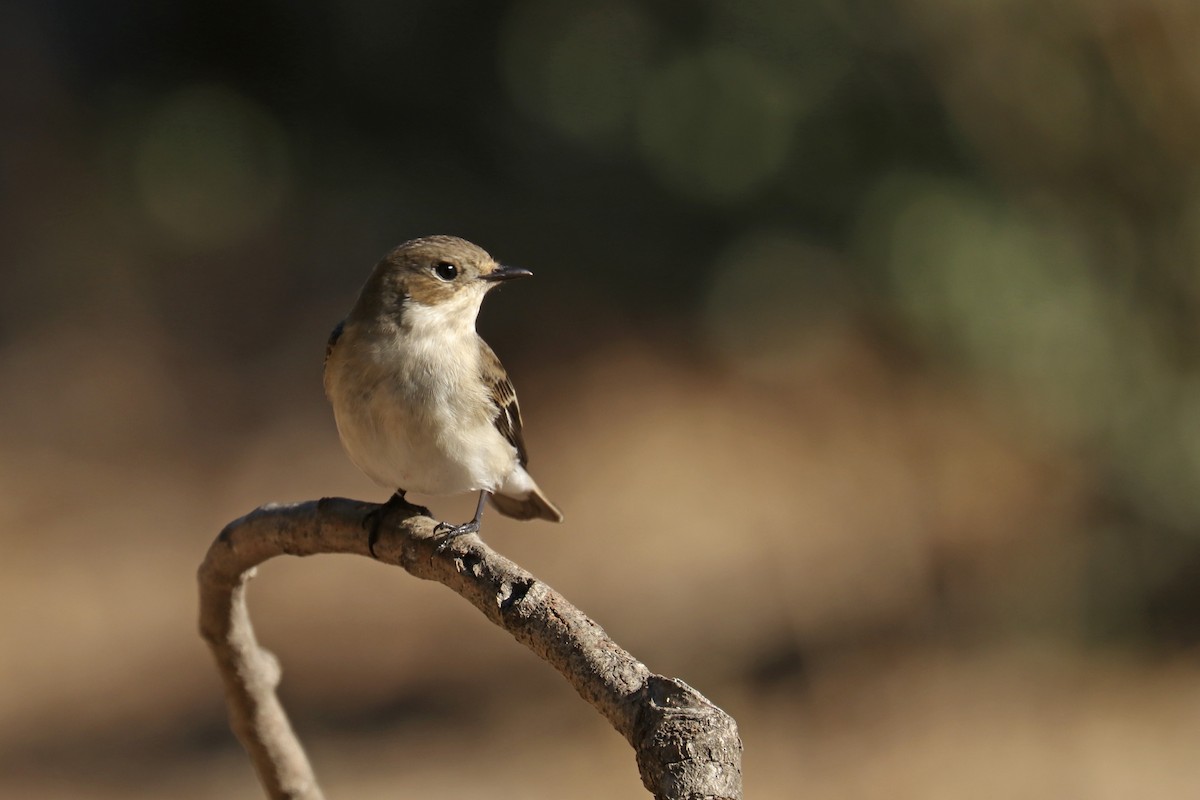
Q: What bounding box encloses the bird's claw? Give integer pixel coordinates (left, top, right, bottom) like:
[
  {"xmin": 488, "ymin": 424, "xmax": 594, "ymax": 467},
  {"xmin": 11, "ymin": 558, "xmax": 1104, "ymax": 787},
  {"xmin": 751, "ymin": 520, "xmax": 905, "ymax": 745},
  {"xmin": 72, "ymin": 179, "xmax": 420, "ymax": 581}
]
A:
[{"xmin": 433, "ymin": 520, "xmax": 480, "ymax": 553}]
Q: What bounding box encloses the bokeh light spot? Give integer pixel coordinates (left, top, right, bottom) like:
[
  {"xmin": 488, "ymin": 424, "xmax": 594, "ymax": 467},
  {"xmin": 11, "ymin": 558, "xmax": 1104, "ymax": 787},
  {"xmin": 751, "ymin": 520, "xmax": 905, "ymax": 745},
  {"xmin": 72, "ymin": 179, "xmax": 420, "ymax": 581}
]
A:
[
  {"xmin": 134, "ymin": 84, "xmax": 290, "ymax": 247},
  {"xmin": 868, "ymin": 174, "xmax": 1120, "ymax": 424},
  {"xmin": 636, "ymin": 47, "xmax": 797, "ymax": 204},
  {"xmin": 858, "ymin": 170, "xmax": 1200, "ymax": 529},
  {"xmin": 500, "ymin": 1, "xmax": 657, "ymax": 150}
]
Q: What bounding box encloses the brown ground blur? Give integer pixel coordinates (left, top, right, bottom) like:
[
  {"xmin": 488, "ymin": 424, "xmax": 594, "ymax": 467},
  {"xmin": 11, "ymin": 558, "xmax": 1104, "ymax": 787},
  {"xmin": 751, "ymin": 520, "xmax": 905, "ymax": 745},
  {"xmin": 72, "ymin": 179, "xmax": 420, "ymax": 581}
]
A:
[{"xmin": 2, "ymin": 318, "xmax": 1198, "ymax": 799}]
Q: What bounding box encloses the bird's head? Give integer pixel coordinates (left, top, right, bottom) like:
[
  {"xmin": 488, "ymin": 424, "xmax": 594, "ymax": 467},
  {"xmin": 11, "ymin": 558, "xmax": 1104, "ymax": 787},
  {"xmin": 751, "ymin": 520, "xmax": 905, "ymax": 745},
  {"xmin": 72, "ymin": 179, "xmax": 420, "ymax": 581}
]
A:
[{"xmin": 352, "ymin": 235, "xmax": 532, "ymax": 327}]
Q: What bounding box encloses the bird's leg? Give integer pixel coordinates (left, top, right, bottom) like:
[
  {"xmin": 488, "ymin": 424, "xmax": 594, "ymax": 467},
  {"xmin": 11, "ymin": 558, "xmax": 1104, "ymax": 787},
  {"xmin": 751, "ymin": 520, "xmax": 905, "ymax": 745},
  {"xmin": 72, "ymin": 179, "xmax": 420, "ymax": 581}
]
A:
[
  {"xmin": 364, "ymin": 490, "xmax": 419, "ymax": 558},
  {"xmin": 434, "ymin": 491, "xmax": 489, "ymax": 550}
]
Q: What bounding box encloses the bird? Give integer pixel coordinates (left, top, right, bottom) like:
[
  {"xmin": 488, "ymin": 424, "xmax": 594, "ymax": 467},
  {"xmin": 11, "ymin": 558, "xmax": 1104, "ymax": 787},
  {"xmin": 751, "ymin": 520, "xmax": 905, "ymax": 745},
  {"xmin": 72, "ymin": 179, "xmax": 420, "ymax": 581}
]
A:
[{"xmin": 323, "ymin": 235, "xmax": 563, "ymax": 551}]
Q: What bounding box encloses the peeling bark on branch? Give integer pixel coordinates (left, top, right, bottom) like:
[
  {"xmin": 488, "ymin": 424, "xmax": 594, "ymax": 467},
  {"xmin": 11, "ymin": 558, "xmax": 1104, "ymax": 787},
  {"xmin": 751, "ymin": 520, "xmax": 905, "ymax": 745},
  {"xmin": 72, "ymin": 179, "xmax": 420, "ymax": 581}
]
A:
[{"xmin": 197, "ymin": 498, "xmax": 743, "ymax": 800}]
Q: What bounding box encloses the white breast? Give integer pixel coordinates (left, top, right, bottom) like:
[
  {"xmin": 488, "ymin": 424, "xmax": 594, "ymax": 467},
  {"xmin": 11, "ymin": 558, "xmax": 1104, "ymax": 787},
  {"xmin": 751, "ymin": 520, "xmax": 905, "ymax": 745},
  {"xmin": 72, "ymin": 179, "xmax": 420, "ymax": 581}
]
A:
[{"xmin": 326, "ymin": 300, "xmax": 519, "ymax": 497}]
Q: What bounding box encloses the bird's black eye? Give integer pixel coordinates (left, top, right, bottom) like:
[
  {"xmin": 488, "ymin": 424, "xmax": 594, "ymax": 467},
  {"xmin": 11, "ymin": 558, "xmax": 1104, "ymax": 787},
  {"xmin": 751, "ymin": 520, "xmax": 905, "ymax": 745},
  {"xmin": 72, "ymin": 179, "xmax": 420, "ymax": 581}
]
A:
[{"xmin": 433, "ymin": 261, "xmax": 459, "ymax": 281}]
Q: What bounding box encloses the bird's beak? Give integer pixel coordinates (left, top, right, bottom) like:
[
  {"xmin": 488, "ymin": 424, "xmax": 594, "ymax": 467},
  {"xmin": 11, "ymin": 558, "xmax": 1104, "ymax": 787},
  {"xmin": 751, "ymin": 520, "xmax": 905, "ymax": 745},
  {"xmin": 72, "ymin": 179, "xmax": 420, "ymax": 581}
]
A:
[{"xmin": 480, "ymin": 264, "xmax": 534, "ymax": 282}]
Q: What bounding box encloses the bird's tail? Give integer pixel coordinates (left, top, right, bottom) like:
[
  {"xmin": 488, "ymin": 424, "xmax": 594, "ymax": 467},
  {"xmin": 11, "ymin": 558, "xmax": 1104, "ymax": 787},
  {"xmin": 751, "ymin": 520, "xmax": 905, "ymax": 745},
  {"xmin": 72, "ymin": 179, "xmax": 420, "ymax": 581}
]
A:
[{"xmin": 489, "ymin": 486, "xmax": 563, "ymax": 523}]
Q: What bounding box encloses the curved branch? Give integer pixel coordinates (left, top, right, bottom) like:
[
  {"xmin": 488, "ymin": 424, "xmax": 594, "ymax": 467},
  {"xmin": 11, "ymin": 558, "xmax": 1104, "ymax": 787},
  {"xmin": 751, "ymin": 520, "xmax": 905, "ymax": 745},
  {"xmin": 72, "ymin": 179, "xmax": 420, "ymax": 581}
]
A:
[{"xmin": 197, "ymin": 498, "xmax": 743, "ymax": 800}]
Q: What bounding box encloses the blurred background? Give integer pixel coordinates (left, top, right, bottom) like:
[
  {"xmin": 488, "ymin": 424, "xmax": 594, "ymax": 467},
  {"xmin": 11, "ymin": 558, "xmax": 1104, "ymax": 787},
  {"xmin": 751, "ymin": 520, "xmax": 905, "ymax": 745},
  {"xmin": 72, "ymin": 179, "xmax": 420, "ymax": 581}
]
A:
[{"xmin": 3, "ymin": 0, "xmax": 1200, "ymax": 797}]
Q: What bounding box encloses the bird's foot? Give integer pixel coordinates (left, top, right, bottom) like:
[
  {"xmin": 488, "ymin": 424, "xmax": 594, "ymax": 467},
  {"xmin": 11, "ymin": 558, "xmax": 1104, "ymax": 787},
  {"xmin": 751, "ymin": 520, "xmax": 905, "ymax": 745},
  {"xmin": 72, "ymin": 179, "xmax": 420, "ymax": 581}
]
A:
[{"xmin": 433, "ymin": 519, "xmax": 480, "ymax": 553}]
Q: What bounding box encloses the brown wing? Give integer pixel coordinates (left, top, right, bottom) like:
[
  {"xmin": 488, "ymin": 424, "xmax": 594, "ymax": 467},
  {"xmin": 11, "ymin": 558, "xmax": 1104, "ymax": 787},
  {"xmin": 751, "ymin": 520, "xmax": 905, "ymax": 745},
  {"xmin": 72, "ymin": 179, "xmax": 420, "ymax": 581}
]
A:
[{"xmin": 480, "ymin": 341, "xmax": 529, "ymax": 467}]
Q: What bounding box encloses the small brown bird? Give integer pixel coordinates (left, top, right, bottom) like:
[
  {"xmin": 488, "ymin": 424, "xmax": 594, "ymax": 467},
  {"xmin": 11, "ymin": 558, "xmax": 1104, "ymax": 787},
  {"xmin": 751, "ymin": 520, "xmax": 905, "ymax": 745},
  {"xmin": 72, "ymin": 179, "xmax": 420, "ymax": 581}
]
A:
[{"xmin": 324, "ymin": 236, "xmax": 562, "ymax": 544}]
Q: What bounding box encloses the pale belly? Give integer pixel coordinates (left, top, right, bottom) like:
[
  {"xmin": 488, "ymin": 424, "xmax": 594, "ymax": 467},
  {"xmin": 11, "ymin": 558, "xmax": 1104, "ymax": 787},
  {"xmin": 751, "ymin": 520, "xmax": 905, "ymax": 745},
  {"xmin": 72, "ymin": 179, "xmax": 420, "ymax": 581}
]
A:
[{"xmin": 331, "ymin": 377, "xmax": 516, "ymax": 497}]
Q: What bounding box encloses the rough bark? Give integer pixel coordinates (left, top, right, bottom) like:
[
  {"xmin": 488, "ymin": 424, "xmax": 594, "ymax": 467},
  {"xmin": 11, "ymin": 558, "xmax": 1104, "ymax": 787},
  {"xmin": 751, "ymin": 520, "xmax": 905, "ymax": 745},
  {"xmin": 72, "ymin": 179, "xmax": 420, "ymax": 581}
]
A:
[{"xmin": 198, "ymin": 497, "xmax": 743, "ymax": 799}]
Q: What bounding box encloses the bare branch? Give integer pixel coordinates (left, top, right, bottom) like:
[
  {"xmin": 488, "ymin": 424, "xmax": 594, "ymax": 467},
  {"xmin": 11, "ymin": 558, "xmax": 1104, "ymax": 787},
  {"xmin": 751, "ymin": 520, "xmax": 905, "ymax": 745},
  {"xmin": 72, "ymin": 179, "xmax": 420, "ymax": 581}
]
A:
[{"xmin": 198, "ymin": 497, "xmax": 742, "ymax": 799}]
